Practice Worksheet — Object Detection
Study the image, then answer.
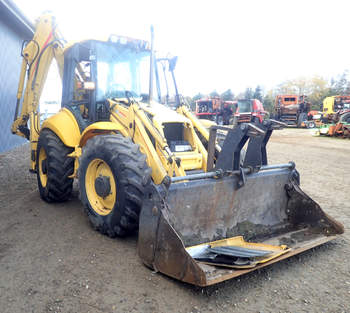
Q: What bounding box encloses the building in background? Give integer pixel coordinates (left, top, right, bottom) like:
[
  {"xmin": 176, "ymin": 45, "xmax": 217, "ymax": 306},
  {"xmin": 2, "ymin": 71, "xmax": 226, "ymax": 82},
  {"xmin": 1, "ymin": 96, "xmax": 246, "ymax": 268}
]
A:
[{"xmin": 0, "ymin": 0, "xmax": 34, "ymax": 153}]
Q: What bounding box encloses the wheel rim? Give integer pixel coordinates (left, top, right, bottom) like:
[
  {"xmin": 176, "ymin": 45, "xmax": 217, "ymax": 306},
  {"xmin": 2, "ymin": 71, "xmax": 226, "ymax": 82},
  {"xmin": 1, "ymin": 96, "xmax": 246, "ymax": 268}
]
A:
[
  {"xmin": 38, "ymin": 147, "xmax": 48, "ymax": 187},
  {"xmin": 85, "ymin": 159, "xmax": 117, "ymax": 216}
]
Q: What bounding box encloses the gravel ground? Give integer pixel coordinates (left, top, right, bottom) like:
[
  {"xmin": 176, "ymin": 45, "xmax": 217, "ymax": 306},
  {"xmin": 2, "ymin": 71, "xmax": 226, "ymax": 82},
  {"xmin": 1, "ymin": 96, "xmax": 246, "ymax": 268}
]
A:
[{"xmin": 0, "ymin": 128, "xmax": 349, "ymax": 313}]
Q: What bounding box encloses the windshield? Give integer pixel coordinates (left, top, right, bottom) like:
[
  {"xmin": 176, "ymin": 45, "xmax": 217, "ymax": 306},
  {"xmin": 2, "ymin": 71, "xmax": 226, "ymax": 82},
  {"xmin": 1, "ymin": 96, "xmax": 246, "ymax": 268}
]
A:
[
  {"xmin": 96, "ymin": 42, "xmax": 150, "ymax": 101},
  {"xmin": 237, "ymin": 100, "xmax": 252, "ymax": 113}
]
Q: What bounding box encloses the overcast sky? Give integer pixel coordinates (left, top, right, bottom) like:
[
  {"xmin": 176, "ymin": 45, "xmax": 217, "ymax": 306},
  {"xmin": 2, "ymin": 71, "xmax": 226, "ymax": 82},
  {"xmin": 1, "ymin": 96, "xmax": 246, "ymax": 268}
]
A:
[{"xmin": 14, "ymin": 0, "xmax": 350, "ymax": 98}]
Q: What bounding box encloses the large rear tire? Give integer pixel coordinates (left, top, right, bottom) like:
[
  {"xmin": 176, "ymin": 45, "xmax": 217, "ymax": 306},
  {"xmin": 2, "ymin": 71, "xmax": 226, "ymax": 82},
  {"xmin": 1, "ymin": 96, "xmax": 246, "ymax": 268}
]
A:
[
  {"xmin": 340, "ymin": 112, "xmax": 350, "ymax": 123},
  {"xmin": 297, "ymin": 112, "xmax": 307, "ymax": 128},
  {"xmin": 78, "ymin": 134, "xmax": 151, "ymax": 237},
  {"xmin": 36, "ymin": 129, "xmax": 74, "ymax": 202}
]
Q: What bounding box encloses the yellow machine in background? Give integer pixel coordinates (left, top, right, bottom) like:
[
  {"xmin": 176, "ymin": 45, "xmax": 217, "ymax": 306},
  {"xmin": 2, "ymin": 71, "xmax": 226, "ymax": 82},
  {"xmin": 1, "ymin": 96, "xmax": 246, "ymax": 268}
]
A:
[
  {"xmin": 11, "ymin": 14, "xmax": 343, "ymax": 286},
  {"xmin": 322, "ymin": 95, "xmax": 350, "ymax": 119}
]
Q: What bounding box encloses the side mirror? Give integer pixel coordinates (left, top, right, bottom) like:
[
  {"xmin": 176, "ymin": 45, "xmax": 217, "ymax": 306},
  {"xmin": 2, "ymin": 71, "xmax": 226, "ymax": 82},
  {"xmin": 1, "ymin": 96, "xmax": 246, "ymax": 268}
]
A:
[{"xmin": 168, "ymin": 56, "xmax": 178, "ymax": 71}]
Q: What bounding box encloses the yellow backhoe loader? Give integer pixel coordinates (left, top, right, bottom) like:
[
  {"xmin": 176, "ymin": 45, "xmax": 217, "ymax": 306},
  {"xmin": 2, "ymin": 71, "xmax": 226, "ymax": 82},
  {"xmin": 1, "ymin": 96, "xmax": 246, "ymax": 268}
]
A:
[{"xmin": 11, "ymin": 14, "xmax": 343, "ymax": 286}]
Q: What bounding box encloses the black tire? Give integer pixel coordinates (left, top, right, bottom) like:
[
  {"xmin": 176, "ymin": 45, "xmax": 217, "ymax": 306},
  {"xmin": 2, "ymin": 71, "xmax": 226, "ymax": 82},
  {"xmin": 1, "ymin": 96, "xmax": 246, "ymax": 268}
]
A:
[
  {"xmin": 78, "ymin": 134, "xmax": 151, "ymax": 237},
  {"xmin": 306, "ymin": 121, "xmax": 316, "ymax": 129},
  {"xmin": 297, "ymin": 112, "xmax": 307, "ymax": 128},
  {"xmin": 36, "ymin": 129, "xmax": 74, "ymax": 202},
  {"xmin": 230, "ymin": 116, "xmax": 238, "ymax": 127},
  {"xmin": 216, "ymin": 115, "xmax": 223, "ymax": 125},
  {"xmin": 240, "ymin": 149, "xmax": 246, "ymax": 167},
  {"xmin": 340, "ymin": 112, "xmax": 350, "ymax": 123}
]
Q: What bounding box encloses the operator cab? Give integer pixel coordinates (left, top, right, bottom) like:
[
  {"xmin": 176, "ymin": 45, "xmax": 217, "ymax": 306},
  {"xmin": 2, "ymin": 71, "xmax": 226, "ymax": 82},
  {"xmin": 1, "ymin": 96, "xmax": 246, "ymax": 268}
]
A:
[{"xmin": 61, "ymin": 39, "xmax": 150, "ymax": 131}]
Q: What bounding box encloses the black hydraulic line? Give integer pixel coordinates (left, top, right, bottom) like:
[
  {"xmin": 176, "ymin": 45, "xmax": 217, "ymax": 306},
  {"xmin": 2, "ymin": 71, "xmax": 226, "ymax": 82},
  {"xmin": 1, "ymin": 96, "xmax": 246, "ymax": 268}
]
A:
[
  {"xmin": 22, "ymin": 40, "xmax": 40, "ymax": 71},
  {"xmin": 31, "ymin": 39, "xmax": 62, "ymax": 91},
  {"xmin": 14, "ymin": 40, "xmax": 40, "ymax": 122},
  {"xmin": 33, "ymin": 111, "xmax": 41, "ymax": 136}
]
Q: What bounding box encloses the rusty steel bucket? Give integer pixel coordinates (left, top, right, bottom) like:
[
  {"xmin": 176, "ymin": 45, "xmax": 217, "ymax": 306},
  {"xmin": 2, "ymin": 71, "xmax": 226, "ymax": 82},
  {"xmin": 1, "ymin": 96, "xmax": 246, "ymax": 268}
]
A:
[
  {"xmin": 138, "ymin": 122, "xmax": 344, "ymax": 286},
  {"xmin": 138, "ymin": 167, "xmax": 343, "ymax": 286}
]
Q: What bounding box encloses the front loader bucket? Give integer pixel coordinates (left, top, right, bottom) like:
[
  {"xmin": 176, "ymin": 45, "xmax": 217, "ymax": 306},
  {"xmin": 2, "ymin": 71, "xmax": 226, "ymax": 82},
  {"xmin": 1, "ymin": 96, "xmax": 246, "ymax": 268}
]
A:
[
  {"xmin": 138, "ymin": 122, "xmax": 344, "ymax": 286},
  {"xmin": 138, "ymin": 168, "xmax": 344, "ymax": 286}
]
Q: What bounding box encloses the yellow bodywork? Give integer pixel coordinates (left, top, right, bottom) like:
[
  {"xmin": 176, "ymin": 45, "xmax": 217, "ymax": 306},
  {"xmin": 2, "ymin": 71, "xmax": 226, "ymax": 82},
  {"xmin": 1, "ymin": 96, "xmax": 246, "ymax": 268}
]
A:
[
  {"xmin": 39, "ymin": 100, "xmax": 211, "ymax": 184},
  {"xmin": 196, "ymin": 118, "xmax": 216, "ymax": 131},
  {"xmin": 79, "ymin": 121, "xmax": 123, "ymax": 147},
  {"xmin": 11, "ymin": 12, "xmax": 213, "ymax": 185},
  {"xmin": 322, "ymin": 96, "xmax": 335, "ymax": 116},
  {"xmin": 42, "ymin": 108, "xmax": 81, "ymax": 147},
  {"xmin": 109, "ymin": 100, "xmax": 207, "ymax": 184}
]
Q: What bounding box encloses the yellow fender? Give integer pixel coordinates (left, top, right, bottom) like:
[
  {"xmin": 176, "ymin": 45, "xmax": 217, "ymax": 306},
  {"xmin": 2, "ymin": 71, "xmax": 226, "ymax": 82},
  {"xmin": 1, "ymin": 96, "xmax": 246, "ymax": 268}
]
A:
[
  {"xmin": 69, "ymin": 122, "xmax": 124, "ymax": 178},
  {"xmin": 41, "ymin": 108, "xmax": 81, "ymax": 147},
  {"xmin": 79, "ymin": 121, "xmax": 123, "ymax": 147},
  {"xmin": 42, "ymin": 108, "xmax": 124, "ymax": 148},
  {"xmin": 42, "ymin": 109, "xmax": 124, "ymax": 178}
]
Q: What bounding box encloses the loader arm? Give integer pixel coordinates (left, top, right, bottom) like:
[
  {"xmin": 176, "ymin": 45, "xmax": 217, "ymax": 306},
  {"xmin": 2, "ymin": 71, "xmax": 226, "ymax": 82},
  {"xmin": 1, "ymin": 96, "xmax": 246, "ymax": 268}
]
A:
[
  {"xmin": 176, "ymin": 105, "xmax": 210, "ymax": 142},
  {"xmin": 11, "ymin": 14, "xmax": 65, "ymax": 155}
]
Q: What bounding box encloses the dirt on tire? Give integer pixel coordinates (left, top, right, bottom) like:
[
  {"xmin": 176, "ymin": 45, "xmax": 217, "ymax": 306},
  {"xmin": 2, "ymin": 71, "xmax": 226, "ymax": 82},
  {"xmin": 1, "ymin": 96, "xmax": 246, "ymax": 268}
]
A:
[{"xmin": 0, "ymin": 128, "xmax": 349, "ymax": 313}]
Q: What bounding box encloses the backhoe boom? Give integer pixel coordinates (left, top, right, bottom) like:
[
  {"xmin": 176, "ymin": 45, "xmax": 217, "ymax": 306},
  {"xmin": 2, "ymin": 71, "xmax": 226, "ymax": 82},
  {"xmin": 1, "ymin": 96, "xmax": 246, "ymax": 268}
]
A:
[{"xmin": 12, "ymin": 14, "xmax": 64, "ymax": 170}]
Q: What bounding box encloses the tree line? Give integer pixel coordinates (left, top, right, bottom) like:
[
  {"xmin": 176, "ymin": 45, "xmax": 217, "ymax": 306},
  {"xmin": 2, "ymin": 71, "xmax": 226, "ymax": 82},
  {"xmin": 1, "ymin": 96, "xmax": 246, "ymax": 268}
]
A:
[{"xmin": 186, "ymin": 71, "xmax": 350, "ymax": 113}]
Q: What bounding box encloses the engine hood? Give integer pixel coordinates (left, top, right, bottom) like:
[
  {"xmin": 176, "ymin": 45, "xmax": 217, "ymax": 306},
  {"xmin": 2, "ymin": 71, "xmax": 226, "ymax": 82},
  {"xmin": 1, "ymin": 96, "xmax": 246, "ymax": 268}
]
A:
[{"xmin": 140, "ymin": 102, "xmax": 191, "ymax": 125}]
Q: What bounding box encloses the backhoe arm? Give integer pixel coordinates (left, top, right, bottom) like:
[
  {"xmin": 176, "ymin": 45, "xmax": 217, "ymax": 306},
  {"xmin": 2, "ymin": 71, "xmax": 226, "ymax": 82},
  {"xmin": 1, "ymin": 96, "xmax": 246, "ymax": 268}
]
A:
[{"xmin": 11, "ymin": 13, "xmax": 64, "ymax": 141}]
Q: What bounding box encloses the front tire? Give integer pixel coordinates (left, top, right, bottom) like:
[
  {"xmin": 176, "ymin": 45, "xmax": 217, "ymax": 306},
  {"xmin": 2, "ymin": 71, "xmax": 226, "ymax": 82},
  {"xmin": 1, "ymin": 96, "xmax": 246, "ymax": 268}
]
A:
[
  {"xmin": 306, "ymin": 121, "xmax": 316, "ymax": 129},
  {"xmin": 297, "ymin": 112, "xmax": 307, "ymax": 128},
  {"xmin": 78, "ymin": 134, "xmax": 151, "ymax": 237},
  {"xmin": 216, "ymin": 115, "xmax": 223, "ymax": 125},
  {"xmin": 36, "ymin": 129, "xmax": 74, "ymax": 202}
]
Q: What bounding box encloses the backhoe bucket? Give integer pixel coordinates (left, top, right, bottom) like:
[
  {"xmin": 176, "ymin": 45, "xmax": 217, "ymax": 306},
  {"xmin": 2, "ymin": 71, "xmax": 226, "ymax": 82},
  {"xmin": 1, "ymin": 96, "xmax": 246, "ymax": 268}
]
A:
[{"xmin": 138, "ymin": 123, "xmax": 344, "ymax": 286}]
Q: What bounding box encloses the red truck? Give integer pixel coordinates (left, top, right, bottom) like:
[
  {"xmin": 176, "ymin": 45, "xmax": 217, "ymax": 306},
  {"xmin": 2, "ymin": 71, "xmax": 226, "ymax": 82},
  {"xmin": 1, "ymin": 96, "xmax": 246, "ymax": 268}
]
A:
[
  {"xmin": 196, "ymin": 97, "xmax": 266, "ymax": 125},
  {"xmin": 195, "ymin": 97, "xmax": 222, "ymax": 121},
  {"xmin": 195, "ymin": 97, "xmax": 233, "ymax": 124},
  {"xmin": 233, "ymin": 99, "xmax": 266, "ymax": 124}
]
